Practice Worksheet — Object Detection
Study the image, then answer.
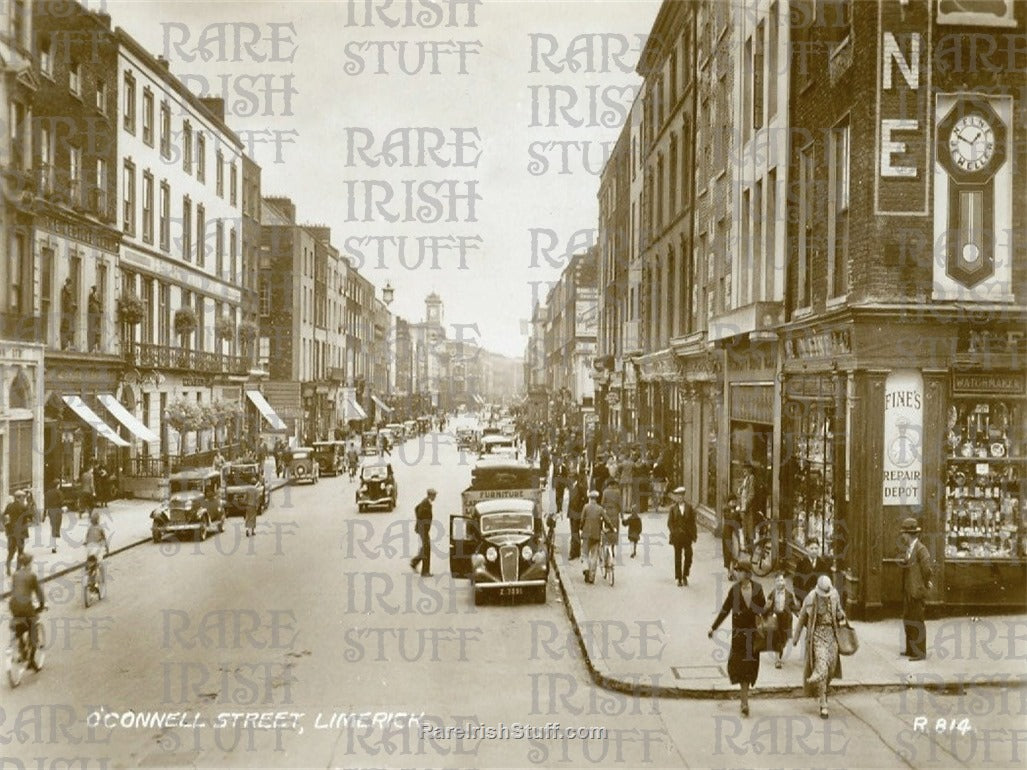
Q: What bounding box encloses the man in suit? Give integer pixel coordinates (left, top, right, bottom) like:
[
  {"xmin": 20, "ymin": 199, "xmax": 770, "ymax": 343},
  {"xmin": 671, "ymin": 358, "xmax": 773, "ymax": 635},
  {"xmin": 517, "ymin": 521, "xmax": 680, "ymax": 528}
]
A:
[
  {"xmin": 900, "ymin": 517, "xmax": 933, "ymax": 661},
  {"xmin": 410, "ymin": 488, "xmax": 437, "ymax": 577},
  {"xmin": 667, "ymin": 486, "xmax": 697, "ymax": 586}
]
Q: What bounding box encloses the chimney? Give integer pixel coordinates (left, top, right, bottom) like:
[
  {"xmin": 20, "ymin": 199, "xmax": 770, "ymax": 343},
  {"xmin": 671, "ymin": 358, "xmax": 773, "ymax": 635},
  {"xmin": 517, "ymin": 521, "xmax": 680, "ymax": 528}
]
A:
[
  {"xmin": 156, "ymin": 55, "xmax": 171, "ymax": 71},
  {"xmin": 96, "ymin": 11, "xmax": 112, "ymax": 29},
  {"xmin": 200, "ymin": 97, "xmax": 226, "ymax": 122}
]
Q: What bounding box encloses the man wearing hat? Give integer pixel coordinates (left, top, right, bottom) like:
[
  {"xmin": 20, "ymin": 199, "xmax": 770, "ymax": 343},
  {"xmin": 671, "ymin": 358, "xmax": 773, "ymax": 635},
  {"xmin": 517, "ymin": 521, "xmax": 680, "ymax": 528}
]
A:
[
  {"xmin": 900, "ymin": 517, "xmax": 933, "ymax": 660},
  {"xmin": 4, "ymin": 490, "xmax": 32, "ymax": 576},
  {"xmin": 667, "ymin": 486, "xmax": 698, "ymax": 586},
  {"xmin": 580, "ymin": 489, "xmax": 605, "ymax": 583},
  {"xmin": 410, "ymin": 488, "xmax": 438, "ymax": 577}
]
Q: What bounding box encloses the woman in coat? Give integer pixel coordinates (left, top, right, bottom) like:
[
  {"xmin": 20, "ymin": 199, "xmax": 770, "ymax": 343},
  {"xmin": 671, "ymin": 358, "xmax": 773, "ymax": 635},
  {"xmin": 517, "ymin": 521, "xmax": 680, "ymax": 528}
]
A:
[
  {"xmin": 708, "ymin": 559, "xmax": 766, "ymax": 716},
  {"xmin": 764, "ymin": 570, "xmax": 800, "ymax": 668},
  {"xmin": 792, "ymin": 574, "xmax": 846, "ymax": 719}
]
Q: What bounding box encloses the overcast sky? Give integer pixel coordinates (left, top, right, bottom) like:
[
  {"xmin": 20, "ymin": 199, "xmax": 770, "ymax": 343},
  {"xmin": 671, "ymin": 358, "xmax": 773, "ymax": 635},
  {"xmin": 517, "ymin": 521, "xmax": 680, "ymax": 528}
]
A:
[{"xmin": 104, "ymin": 0, "xmax": 661, "ymax": 358}]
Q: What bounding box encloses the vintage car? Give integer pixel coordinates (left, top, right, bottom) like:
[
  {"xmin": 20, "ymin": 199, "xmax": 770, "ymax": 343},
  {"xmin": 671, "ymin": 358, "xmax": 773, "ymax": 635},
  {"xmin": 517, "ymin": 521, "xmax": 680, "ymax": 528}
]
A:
[
  {"xmin": 456, "ymin": 428, "xmax": 477, "ymax": 451},
  {"xmin": 361, "ymin": 431, "xmax": 380, "ymax": 456},
  {"xmin": 479, "ymin": 434, "xmax": 518, "ymax": 459},
  {"xmin": 287, "ymin": 447, "xmax": 320, "ymax": 485},
  {"xmin": 450, "ymin": 498, "xmax": 547, "ymax": 605},
  {"xmin": 151, "ymin": 468, "xmax": 226, "ymax": 542},
  {"xmin": 356, "ymin": 462, "xmax": 397, "ymax": 512},
  {"xmin": 385, "ymin": 422, "xmax": 404, "ymax": 441},
  {"xmin": 312, "ymin": 441, "xmax": 344, "ymax": 477},
  {"xmin": 221, "ymin": 462, "xmax": 269, "ymax": 518},
  {"xmin": 403, "ymin": 420, "xmax": 417, "ymax": 437}
]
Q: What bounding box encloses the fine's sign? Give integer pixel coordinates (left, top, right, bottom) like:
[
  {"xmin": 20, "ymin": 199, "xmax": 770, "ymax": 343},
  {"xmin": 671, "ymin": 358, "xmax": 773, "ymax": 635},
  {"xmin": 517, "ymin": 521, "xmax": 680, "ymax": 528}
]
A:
[{"xmin": 882, "ymin": 370, "xmax": 924, "ymax": 506}]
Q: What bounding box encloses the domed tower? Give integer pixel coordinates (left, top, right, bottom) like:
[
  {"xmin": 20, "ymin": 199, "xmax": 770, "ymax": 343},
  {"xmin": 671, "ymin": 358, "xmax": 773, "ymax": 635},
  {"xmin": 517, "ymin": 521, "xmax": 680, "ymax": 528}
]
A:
[{"xmin": 425, "ymin": 292, "xmax": 444, "ymax": 332}]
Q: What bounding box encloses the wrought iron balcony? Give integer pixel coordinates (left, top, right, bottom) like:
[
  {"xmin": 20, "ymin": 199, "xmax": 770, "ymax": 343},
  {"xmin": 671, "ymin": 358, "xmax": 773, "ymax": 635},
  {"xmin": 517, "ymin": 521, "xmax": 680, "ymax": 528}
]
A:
[{"xmin": 124, "ymin": 341, "xmax": 248, "ymax": 376}]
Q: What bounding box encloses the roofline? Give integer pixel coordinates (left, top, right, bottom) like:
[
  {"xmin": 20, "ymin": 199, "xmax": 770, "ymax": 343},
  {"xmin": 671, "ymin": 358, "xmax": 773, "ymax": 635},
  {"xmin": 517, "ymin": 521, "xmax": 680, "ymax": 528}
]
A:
[{"xmin": 115, "ymin": 27, "xmax": 244, "ymax": 150}]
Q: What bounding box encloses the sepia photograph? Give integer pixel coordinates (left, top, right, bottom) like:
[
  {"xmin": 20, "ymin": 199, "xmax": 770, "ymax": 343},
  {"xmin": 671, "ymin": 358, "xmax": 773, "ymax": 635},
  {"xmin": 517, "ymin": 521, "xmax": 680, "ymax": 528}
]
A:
[{"xmin": 0, "ymin": 0, "xmax": 1024, "ymax": 767}]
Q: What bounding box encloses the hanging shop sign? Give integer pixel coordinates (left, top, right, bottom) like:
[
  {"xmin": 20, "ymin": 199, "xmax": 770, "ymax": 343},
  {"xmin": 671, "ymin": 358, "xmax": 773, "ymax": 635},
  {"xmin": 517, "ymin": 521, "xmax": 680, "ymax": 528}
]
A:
[{"xmin": 882, "ymin": 370, "xmax": 924, "ymax": 506}]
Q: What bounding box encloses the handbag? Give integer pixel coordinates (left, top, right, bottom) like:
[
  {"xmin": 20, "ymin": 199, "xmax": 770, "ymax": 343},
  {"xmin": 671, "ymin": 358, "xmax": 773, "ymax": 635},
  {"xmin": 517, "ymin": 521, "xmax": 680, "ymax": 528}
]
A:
[
  {"xmin": 837, "ymin": 622, "xmax": 859, "ymax": 656},
  {"xmin": 752, "ymin": 615, "xmax": 768, "ymax": 653}
]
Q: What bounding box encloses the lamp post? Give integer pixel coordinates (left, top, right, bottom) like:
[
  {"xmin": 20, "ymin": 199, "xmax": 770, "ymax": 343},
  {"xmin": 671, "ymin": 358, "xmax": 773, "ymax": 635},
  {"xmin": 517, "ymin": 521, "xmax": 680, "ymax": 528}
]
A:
[{"xmin": 381, "ymin": 282, "xmax": 395, "ymax": 400}]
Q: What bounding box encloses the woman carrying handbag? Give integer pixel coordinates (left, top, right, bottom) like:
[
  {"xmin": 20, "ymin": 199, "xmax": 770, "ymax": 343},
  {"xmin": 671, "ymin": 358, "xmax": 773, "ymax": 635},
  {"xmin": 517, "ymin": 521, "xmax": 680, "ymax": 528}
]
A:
[
  {"xmin": 708, "ymin": 559, "xmax": 767, "ymax": 716},
  {"xmin": 792, "ymin": 574, "xmax": 846, "ymax": 719}
]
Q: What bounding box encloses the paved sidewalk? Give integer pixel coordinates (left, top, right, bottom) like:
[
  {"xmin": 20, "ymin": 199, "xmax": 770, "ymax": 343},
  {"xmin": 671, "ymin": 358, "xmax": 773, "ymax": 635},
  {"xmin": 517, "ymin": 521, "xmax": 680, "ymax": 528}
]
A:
[
  {"xmin": 2, "ymin": 460, "xmax": 289, "ymax": 597},
  {"xmin": 549, "ymin": 509, "xmax": 1027, "ymax": 698}
]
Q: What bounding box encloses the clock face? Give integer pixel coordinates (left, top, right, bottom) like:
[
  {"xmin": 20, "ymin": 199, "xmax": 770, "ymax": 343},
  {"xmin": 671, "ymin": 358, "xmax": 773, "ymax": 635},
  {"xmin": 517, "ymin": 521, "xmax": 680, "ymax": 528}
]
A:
[{"xmin": 948, "ymin": 114, "xmax": 996, "ymax": 173}]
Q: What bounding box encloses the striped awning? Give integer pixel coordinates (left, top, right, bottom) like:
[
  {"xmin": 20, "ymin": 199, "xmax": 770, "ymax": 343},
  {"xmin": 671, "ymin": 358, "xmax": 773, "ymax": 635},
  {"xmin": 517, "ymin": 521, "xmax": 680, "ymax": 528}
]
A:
[
  {"xmin": 98, "ymin": 393, "xmax": 159, "ymax": 442},
  {"xmin": 371, "ymin": 395, "xmax": 392, "ymax": 413},
  {"xmin": 62, "ymin": 395, "xmax": 130, "ymax": 447},
  {"xmin": 345, "ymin": 394, "xmax": 368, "ymax": 421},
  {"xmin": 246, "ymin": 390, "xmax": 287, "ymax": 431}
]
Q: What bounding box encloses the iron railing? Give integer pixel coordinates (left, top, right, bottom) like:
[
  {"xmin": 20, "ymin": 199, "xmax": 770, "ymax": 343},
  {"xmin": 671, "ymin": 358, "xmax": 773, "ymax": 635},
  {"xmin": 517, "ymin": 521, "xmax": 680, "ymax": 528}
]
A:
[{"xmin": 124, "ymin": 341, "xmax": 248, "ymax": 375}]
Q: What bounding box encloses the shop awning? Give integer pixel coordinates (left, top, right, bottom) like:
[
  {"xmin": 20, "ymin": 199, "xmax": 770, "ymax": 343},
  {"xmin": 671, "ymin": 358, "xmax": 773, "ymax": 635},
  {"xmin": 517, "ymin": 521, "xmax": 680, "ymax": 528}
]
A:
[
  {"xmin": 98, "ymin": 393, "xmax": 159, "ymax": 442},
  {"xmin": 344, "ymin": 393, "xmax": 368, "ymax": 421},
  {"xmin": 246, "ymin": 390, "xmax": 287, "ymax": 431},
  {"xmin": 474, "ymin": 394, "xmax": 486, "ymax": 405},
  {"xmin": 371, "ymin": 395, "xmax": 392, "ymax": 413},
  {"xmin": 61, "ymin": 395, "xmax": 131, "ymax": 447}
]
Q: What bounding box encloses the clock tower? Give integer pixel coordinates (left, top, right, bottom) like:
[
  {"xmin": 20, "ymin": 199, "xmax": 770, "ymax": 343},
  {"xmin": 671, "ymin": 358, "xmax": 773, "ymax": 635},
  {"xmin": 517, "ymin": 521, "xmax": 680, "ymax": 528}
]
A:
[{"xmin": 425, "ymin": 292, "xmax": 443, "ymax": 331}]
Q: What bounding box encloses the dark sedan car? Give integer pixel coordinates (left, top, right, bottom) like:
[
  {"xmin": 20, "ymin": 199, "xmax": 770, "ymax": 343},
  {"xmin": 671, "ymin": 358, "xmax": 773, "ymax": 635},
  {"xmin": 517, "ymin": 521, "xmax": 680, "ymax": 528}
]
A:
[{"xmin": 356, "ymin": 462, "xmax": 397, "ymax": 512}]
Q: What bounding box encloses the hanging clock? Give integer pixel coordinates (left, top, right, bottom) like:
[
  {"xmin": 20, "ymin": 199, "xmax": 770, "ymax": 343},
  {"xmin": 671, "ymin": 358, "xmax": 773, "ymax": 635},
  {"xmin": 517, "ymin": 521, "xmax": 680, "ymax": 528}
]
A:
[{"xmin": 936, "ymin": 98, "xmax": 1007, "ymax": 289}]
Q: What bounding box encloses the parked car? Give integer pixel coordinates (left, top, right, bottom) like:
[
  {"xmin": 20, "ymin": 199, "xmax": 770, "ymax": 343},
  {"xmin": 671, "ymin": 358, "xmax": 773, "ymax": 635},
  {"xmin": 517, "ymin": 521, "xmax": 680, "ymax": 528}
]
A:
[
  {"xmin": 356, "ymin": 462, "xmax": 397, "ymax": 512},
  {"xmin": 221, "ymin": 462, "xmax": 269, "ymax": 518},
  {"xmin": 456, "ymin": 428, "xmax": 477, "ymax": 451},
  {"xmin": 361, "ymin": 431, "xmax": 379, "ymax": 456},
  {"xmin": 403, "ymin": 420, "xmax": 417, "ymax": 437},
  {"xmin": 450, "ymin": 498, "xmax": 547, "ymax": 605},
  {"xmin": 287, "ymin": 447, "xmax": 320, "ymax": 485},
  {"xmin": 479, "ymin": 434, "xmax": 518, "ymax": 459},
  {"xmin": 151, "ymin": 468, "xmax": 225, "ymax": 542},
  {"xmin": 385, "ymin": 422, "xmax": 404, "ymax": 441},
  {"xmin": 312, "ymin": 441, "xmax": 344, "ymax": 476}
]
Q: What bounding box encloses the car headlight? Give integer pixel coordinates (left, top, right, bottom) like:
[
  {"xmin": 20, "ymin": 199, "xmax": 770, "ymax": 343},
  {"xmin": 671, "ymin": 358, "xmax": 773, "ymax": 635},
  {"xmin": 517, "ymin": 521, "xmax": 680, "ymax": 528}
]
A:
[
  {"xmin": 521, "ymin": 545, "xmax": 533, "ymax": 560},
  {"xmin": 485, "ymin": 546, "xmax": 498, "ymax": 562}
]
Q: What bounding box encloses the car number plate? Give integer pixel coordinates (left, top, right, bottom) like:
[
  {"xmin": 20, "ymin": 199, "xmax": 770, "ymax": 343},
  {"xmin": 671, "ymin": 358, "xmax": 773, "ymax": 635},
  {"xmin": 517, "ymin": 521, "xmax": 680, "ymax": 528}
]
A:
[{"xmin": 499, "ymin": 587, "xmax": 524, "ymax": 597}]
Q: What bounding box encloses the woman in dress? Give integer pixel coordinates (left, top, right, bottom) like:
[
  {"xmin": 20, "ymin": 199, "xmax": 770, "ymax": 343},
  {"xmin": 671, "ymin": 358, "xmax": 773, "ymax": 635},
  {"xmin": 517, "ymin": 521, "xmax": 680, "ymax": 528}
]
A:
[
  {"xmin": 708, "ymin": 559, "xmax": 766, "ymax": 716},
  {"xmin": 792, "ymin": 574, "xmax": 846, "ymax": 718},
  {"xmin": 765, "ymin": 570, "xmax": 800, "ymax": 669}
]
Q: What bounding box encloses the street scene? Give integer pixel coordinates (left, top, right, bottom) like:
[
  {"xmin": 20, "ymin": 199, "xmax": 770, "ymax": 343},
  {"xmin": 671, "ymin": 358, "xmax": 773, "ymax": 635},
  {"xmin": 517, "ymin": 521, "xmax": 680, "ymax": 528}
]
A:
[{"xmin": 0, "ymin": 0, "xmax": 1025, "ymax": 768}]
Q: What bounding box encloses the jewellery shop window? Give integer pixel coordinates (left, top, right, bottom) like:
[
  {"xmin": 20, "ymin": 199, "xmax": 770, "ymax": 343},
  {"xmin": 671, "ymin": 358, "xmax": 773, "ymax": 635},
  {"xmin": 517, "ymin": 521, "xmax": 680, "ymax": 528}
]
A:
[
  {"xmin": 944, "ymin": 397, "xmax": 1026, "ymax": 560},
  {"xmin": 785, "ymin": 401, "xmax": 836, "ymax": 556}
]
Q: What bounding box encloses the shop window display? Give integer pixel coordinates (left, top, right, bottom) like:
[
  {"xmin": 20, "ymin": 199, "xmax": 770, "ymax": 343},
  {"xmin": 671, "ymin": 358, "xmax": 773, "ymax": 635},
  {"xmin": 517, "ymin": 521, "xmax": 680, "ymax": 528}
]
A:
[
  {"xmin": 944, "ymin": 398, "xmax": 1025, "ymax": 560},
  {"xmin": 786, "ymin": 401, "xmax": 836, "ymax": 555}
]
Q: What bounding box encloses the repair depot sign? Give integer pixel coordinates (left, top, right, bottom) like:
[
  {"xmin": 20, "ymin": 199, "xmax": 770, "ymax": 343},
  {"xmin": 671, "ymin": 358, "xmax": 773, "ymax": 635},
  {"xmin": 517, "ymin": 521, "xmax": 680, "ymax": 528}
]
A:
[{"xmin": 882, "ymin": 370, "xmax": 924, "ymax": 506}]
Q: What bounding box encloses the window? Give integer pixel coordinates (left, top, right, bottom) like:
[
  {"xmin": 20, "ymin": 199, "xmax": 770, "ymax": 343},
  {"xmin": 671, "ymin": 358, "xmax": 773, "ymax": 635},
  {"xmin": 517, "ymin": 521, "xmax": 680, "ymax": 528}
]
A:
[
  {"xmin": 829, "ymin": 121, "xmax": 849, "ymax": 297},
  {"xmin": 141, "ymin": 172, "xmax": 154, "ymax": 243},
  {"xmin": 9, "ymin": 230, "xmax": 26, "ymax": 313},
  {"xmin": 41, "ymin": 247, "xmax": 54, "ymax": 342},
  {"xmin": 765, "ymin": 168, "xmax": 777, "ymax": 301},
  {"xmin": 12, "ymin": 0, "xmax": 25, "ymax": 47},
  {"xmin": 182, "ymin": 197, "xmax": 192, "ymax": 261},
  {"xmin": 197, "ymin": 134, "xmax": 206, "ymax": 182},
  {"xmin": 123, "ymin": 72, "xmax": 135, "ymax": 132},
  {"xmin": 741, "ymin": 188, "xmax": 751, "ymax": 307},
  {"xmin": 230, "ymin": 163, "xmax": 237, "ymax": 205},
  {"xmin": 768, "ymin": 3, "xmax": 779, "ymax": 120},
  {"xmin": 142, "ymin": 89, "xmax": 154, "ymax": 145},
  {"xmin": 229, "ymin": 229, "xmax": 237, "ymax": 283},
  {"xmin": 94, "ymin": 158, "xmax": 108, "ymax": 215},
  {"xmin": 180, "ymin": 289, "xmax": 191, "ymax": 348},
  {"xmin": 797, "ymin": 144, "xmax": 814, "ymax": 309},
  {"xmin": 669, "ymin": 134, "xmax": 678, "ymax": 216},
  {"xmin": 68, "ymin": 145, "xmax": 81, "ymax": 203},
  {"xmin": 216, "ymin": 220, "xmax": 224, "ymax": 277},
  {"xmin": 259, "ymin": 274, "xmax": 271, "ymax": 315},
  {"xmin": 39, "ymin": 122, "xmax": 54, "ymax": 193},
  {"xmin": 159, "ymin": 102, "xmax": 171, "ymax": 158},
  {"xmin": 753, "ymin": 22, "xmax": 765, "ymax": 131},
  {"xmin": 216, "ymin": 150, "xmax": 224, "ymax": 196},
  {"xmin": 159, "ymin": 181, "xmax": 170, "ymax": 251},
  {"xmin": 182, "ymin": 122, "xmax": 192, "ymax": 174},
  {"xmin": 194, "ymin": 294, "xmax": 205, "ymax": 351},
  {"xmin": 9, "ymin": 101, "xmax": 25, "ymax": 170},
  {"xmin": 743, "ymin": 36, "xmax": 752, "ymax": 144},
  {"xmin": 40, "ymin": 36, "xmax": 52, "ymax": 78},
  {"xmin": 95, "ymin": 78, "xmax": 107, "ymax": 114},
  {"xmin": 141, "ymin": 277, "xmax": 153, "ymax": 344},
  {"xmin": 752, "ymin": 179, "xmax": 763, "ymax": 302},
  {"xmin": 158, "ymin": 282, "xmax": 170, "ymax": 346},
  {"xmin": 69, "ymin": 60, "xmax": 80, "ymax": 96},
  {"xmin": 122, "ymin": 161, "xmax": 135, "ymax": 235},
  {"xmin": 196, "ymin": 204, "xmax": 205, "ymax": 266}
]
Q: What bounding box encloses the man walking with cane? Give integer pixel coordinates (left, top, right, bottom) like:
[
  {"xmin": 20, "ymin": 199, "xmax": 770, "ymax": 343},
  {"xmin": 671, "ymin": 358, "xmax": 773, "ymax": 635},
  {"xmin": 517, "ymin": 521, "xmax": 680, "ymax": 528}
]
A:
[{"xmin": 410, "ymin": 488, "xmax": 437, "ymax": 577}]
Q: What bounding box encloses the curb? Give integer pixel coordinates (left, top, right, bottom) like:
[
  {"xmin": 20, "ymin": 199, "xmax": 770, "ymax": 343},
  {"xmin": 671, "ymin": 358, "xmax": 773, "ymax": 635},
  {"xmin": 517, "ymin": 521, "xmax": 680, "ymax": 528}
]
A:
[
  {"xmin": 1, "ymin": 478, "xmax": 292, "ymax": 600},
  {"xmin": 551, "ymin": 545, "xmax": 1022, "ymax": 699}
]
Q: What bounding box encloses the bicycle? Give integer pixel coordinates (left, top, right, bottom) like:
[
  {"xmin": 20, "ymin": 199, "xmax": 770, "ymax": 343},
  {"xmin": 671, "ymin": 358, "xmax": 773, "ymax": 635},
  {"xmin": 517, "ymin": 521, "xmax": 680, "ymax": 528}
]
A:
[
  {"xmin": 6, "ymin": 606, "xmax": 46, "ymax": 688},
  {"xmin": 83, "ymin": 553, "xmax": 108, "ymax": 608},
  {"xmin": 749, "ymin": 518, "xmax": 779, "ymax": 577}
]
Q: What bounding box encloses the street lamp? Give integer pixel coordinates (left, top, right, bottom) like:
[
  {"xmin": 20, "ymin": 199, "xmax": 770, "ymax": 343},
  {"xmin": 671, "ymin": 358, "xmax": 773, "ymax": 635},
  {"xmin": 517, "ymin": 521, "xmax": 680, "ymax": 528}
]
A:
[{"xmin": 382, "ymin": 281, "xmax": 395, "ymax": 306}]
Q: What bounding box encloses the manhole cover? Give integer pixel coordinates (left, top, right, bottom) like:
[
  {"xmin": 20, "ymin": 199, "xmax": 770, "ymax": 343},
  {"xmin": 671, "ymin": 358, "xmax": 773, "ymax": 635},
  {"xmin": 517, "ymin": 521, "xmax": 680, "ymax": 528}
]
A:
[{"xmin": 672, "ymin": 665, "xmax": 724, "ymax": 680}]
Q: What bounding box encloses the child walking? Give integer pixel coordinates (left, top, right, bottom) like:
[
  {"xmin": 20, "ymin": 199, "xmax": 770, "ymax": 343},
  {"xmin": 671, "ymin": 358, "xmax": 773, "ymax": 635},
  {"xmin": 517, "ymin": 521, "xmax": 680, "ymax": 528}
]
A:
[{"xmin": 625, "ymin": 509, "xmax": 642, "ymax": 558}]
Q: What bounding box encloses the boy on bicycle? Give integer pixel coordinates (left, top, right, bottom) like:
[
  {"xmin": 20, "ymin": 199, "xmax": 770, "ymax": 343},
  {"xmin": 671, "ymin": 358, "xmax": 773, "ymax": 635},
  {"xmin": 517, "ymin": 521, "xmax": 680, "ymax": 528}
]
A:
[
  {"xmin": 580, "ymin": 490, "xmax": 605, "ymax": 584},
  {"xmin": 8, "ymin": 553, "xmax": 45, "ymax": 670},
  {"xmin": 84, "ymin": 511, "xmax": 110, "ymax": 577}
]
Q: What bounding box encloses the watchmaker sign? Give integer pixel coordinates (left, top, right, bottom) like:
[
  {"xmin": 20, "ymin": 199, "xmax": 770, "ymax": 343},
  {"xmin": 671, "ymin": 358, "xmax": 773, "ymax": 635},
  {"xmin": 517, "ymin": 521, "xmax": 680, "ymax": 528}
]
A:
[{"xmin": 882, "ymin": 370, "xmax": 924, "ymax": 506}]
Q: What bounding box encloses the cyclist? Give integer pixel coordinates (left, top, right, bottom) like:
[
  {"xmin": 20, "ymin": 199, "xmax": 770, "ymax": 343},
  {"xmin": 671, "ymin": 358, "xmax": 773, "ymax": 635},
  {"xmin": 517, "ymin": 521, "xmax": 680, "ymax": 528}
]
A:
[
  {"xmin": 84, "ymin": 511, "xmax": 110, "ymax": 584},
  {"xmin": 580, "ymin": 490, "xmax": 604, "ymax": 584},
  {"xmin": 600, "ymin": 477, "xmax": 622, "ymax": 560},
  {"xmin": 8, "ymin": 553, "xmax": 45, "ymax": 670}
]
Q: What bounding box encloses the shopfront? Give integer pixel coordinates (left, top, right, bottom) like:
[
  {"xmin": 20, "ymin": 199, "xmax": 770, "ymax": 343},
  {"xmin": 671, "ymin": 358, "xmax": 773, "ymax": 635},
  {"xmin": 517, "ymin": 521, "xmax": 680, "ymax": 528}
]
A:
[{"xmin": 0, "ymin": 343, "xmax": 45, "ymax": 503}]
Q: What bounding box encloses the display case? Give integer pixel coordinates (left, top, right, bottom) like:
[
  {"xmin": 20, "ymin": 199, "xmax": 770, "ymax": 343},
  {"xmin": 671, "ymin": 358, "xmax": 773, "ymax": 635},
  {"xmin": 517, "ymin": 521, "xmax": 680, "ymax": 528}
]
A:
[{"xmin": 943, "ymin": 397, "xmax": 1026, "ymax": 560}]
